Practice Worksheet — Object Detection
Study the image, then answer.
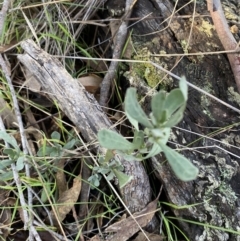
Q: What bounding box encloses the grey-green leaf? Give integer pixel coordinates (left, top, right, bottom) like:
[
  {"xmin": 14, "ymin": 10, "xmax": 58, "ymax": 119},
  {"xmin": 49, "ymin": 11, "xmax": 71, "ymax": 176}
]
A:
[
  {"xmin": 113, "ymin": 169, "xmax": 133, "ymax": 188},
  {"xmin": 0, "ymin": 159, "xmax": 14, "ymax": 170},
  {"xmin": 41, "ymin": 182, "xmax": 52, "ymax": 203},
  {"xmin": 63, "ymin": 139, "xmax": 76, "ymax": 150},
  {"xmin": 149, "ymin": 127, "xmax": 170, "ymax": 145},
  {"xmin": 98, "ymin": 129, "xmax": 134, "ymax": 150},
  {"xmin": 151, "ymin": 90, "xmax": 166, "ymax": 122},
  {"xmin": 3, "ymin": 148, "xmax": 19, "ymax": 160},
  {"xmin": 164, "ymin": 89, "xmax": 185, "ymax": 118},
  {"xmin": 0, "ymin": 171, "xmax": 13, "ymax": 181},
  {"xmin": 125, "ymin": 111, "xmax": 139, "ymax": 131},
  {"xmin": 124, "ymin": 88, "xmax": 153, "ymax": 128},
  {"xmin": 163, "ymin": 108, "xmax": 184, "ymax": 127},
  {"xmin": 51, "ymin": 131, "xmax": 61, "ymax": 140},
  {"xmin": 159, "ymin": 143, "xmax": 198, "ymax": 181},
  {"xmin": 132, "ymin": 130, "xmax": 144, "ymax": 149},
  {"xmin": 0, "ymin": 131, "xmax": 19, "ymax": 150},
  {"xmin": 116, "ymin": 151, "xmax": 143, "ymax": 161},
  {"xmin": 37, "ymin": 146, "xmax": 53, "ymax": 157},
  {"xmin": 104, "ymin": 149, "xmax": 114, "ymax": 163},
  {"xmin": 179, "ymin": 76, "xmax": 188, "ymax": 101},
  {"xmin": 144, "ymin": 142, "xmax": 162, "ymax": 159},
  {"xmin": 16, "ymin": 156, "xmax": 25, "ymax": 171}
]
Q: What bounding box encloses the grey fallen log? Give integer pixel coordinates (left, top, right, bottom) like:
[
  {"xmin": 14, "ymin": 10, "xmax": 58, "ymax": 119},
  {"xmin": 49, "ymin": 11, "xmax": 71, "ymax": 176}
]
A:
[{"xmin": 18, "ymin": 39, "xmax": 151, "ymax": 215}]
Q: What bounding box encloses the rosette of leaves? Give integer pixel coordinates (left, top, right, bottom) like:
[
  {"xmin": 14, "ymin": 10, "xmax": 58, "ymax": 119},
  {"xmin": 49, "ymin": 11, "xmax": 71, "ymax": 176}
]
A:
[
  {"xmin": 37, "ymin": 131, "xmax": 80, "ymax": 158},
  {"xmin": 88, "ymin": 150, "xmax": 132, "ymax": 188},
  {"xmin": 0, "ymin": 131, "xmax": 80, "ymax": 181},
  {"xmin": 98, "ymin": 78, "xmax": 198, "ymax": 186},
  {"xmin": 0, "ymin": 131, "xmax": 25, "ymax": 181}
]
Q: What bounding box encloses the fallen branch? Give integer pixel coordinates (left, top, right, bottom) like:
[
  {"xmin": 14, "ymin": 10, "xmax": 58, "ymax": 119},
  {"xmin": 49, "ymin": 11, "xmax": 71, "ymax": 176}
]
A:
[
  {"xmin": 18, "ymin": 39, "xmax": 153, "ymax": 223},
  {"xmin": 207, "ymin": 0, "xmax": 240, "ymax": 92}
]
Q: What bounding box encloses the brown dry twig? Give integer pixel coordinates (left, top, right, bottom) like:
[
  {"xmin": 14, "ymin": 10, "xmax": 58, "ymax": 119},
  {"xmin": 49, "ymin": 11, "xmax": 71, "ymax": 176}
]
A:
[
  {"xmin": 99, "ymin": 0, "xmax": 137, "ymax": 107},
  {"xmin": 207, "ymin": 0, "xmax": 240, "ymax": 92}
]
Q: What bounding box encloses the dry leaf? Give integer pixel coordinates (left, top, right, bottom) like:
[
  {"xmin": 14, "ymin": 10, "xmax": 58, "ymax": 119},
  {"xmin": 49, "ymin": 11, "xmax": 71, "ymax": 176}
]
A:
[
  {"xmin": 55, "ymin": 159, "xmax": 68, "ymax": 197},
  {"xmin": 50, "ymin": 175, "xmax": 81, "ymax": 226},
  {"xmin": 24, "ymin": 102, "xmax": 41, "ymax": 129},
  {"xmin": 89, "ymin": 235, "xmax": 102, "ymax": 241},
  {"xmin": 133, "ymin": 231, "xmax": 164, "ymax": 241},
  {"xmin": 104, "ymin": 195, "xmax": 159, "ymax": 241},
  {"xmin": 24, "ymin": 126, "xmax": 44, "ymax": 148},
  {"xmin": 78, "ymin": 75, "xmax": 103, "ymax": 94},
  {"xmin": 0, "ymin": 40, "xmax": 18, "ymax": 53},
  {"xmin": 0, "ymin": 97, "xmax": 17, "ymax": 127},
  {"xmin": 0, "ymin": 193, "xmax": 12, "ymax": 239},
  {"xmin": 230, "ymin": 25, "xmax": 238, "ymax": 34},
  {"xmin": 111, "ymin": 111, "xmax": 124, "ymax": 121}
]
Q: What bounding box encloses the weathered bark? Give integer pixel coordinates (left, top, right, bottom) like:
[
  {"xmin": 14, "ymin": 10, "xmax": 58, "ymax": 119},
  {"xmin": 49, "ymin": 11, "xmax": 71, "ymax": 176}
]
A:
[
  {"xmin": 123, "ymin": 0, "xmax": 240, "ymax": 240},
  {"xmin": 17, "ymin": 40, "xmax": 152, "ymax": 222}
]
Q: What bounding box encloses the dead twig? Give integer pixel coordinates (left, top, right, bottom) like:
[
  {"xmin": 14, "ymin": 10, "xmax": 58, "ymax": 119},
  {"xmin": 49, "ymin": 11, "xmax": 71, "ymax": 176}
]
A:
[
  {"xmin": 99, "ymin": 0, "xmax": 137, "ymax": 107},
  {"xmin": 207, "ymin": 0, "xmax": 240, "ymax": 92},
  {"xmin": 0, "ymin": 0, "xmax": 10, "ymax": 36},
  {"xmin": 0, "ymin": 54, "xmax": 43, "ymax": 241}
]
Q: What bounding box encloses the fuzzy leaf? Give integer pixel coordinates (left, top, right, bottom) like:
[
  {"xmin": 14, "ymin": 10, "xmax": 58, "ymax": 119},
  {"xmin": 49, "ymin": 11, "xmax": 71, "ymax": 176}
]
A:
[
  {"xmin": 179, "ymin": 77, "xmax": 188, "ymax": 101},
  {"xmin": 149, "ymin": 127, "xmax": 171, "ymax": 145},
  {"xmin": 0, "ymin": 159, "xmax": 14, "ymax": 170},
  {"xmin": 37, "ymin": 146, "xmax": 53, "ymax": 157},
  {"xmin": 41, "ymin": 182, "xmax": 52, "ymax": 203},
  {"xmin": 98, "ymin": 129, "xmax": 134, "ymax": 150},
  {"xmin": 63, "ymin": 139, "xmax": 76, "ymax": 150},
  {"xmin": 126, "ymin": 111, "xmax": 139, "ymax": 131},
  {"xmin": 164, "ymin": 89, "xmax": 185, "ymax": 118},
  {"xmin": 160, "ymin": 143, "xmax": 198, "ymax": 181},
  {"xmin": 104, "ymin": 150, "xmax": 114, "ymax": 163},
  {"xmin": 3, "ymin": 148, "xmax": 19, "ymax": 160},
  {"xmin": 124, "ymin": 88, "xmax": 153, "ymax": 128},
  {"xmin": 116, "ymin": 151, "xmax": 142, "ymax": 161},
  {"xmin": 113, "ymin": 169, "xmax": 133, "ymax": 188},
  {"xmin": 144, "ymin": 142, "xmax": 162, "ymax": 159},
  {"xmin": 0, "ymin": 131, "xmax": 19, "ymax": 150},
  {"xmin": 151, "ymin": 90, "xmax": 166, "ymax": 122},
  {"xmin": 159, "ymin": 143, "xmax": 198, "ymax": 181},
  {"xmin": 157, "ymin": 110, "xmax": 168, "ymax": 125},
  {"xmin": 163, "ymin": 108, "xmax": 184, "ymax": 127},
  {"xmin": 132, "ymin": 130, "xmax": 144, "ymax": 149},
  {"xmin": 16, "ymin": 156, "xmax": 25, "ymax": 171},
  {"xmin": 88, "ymin": 174, "xmax": 101, "ymax": 187},
  {"xmin": 51, "ymin": 131, "xmax": 61, "ymax": 140},
  {"xmin": 0, "ymin": 171, "xmax": 13, "ymax": 181},
  {"xmin": 50, "ymin": 146, "xmax": 62, "ymax": 157},
  {"xmin": 106, "ymin": 171, "xmax": 115, "ymax": 181}
]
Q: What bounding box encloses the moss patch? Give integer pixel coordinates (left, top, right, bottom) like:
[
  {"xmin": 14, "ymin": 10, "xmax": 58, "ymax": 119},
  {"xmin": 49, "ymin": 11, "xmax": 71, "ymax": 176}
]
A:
[
  {"xmin": 196, "ymin": 19, "xmax": 215, "ymax": 37},
  {"xmin": 132, "ymin": 47, "xmax": 173, "ymax": 89}
]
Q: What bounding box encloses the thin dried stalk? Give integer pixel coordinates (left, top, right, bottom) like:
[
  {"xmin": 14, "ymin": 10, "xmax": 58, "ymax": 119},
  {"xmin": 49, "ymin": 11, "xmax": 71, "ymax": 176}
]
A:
[{"xmin": 207, "ymin": 0, "xmax": 240, "ymax": 92}]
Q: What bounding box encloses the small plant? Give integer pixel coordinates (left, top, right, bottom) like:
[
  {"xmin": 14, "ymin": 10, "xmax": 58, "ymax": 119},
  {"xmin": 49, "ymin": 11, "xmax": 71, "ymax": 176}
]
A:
[
  {"xmin": 37, "ymin": 131, "xmax": 80, "ymax": 158},
  {"xmin": 96, "ymin": 77, "xmax": 199, "ymax": 188},
  {"xmin": 88, "ymin": 149, "xmax": 132, "ymax": 188},
  {"xmin": 0, "ymin": 130, "xmax": 79, "ymax": 181},
  {"xmin": 0, "ymin": 131, "xmax": 25, "ymax": 181}
]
